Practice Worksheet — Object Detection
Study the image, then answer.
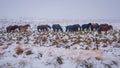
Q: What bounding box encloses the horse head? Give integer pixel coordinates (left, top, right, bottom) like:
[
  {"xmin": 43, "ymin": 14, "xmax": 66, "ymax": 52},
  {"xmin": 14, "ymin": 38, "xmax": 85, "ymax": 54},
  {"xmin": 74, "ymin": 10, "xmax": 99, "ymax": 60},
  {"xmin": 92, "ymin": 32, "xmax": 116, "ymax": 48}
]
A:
[
  {"xmin": 46, "ymin": 25, "xmax": 51, "ymax": 29},
  {"xmin": 25, "ymin": 24, "xmax": 30, "ymax": 27}
]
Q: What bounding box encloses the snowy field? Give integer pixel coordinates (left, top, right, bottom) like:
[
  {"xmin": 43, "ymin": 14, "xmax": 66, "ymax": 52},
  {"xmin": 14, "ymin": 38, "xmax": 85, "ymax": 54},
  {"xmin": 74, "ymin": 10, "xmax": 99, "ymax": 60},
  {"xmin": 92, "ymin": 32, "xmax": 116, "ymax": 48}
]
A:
[{"xmin": 0, "ymin": 19, "xmax": 120, "ymax": 68}]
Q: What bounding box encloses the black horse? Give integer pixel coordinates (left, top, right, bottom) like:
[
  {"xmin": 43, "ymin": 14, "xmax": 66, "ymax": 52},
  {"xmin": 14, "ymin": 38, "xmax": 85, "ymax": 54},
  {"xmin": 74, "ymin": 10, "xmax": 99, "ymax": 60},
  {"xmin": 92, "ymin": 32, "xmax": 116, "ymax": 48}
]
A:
[
  {"xmin": 66, "ymin": 25, "xmax": 73, "ymax": 32},
  {"xmin": 37, "ymin": 25, "xmax": 51, "ymax": 32},
  {"xmin": 66, "ymin": 24, "xmax": 81, "ymax": 32},
  {"xmin": 6, "ymin": 25, "xmax": 19, "ymax": 32},
  {"xmin": 81, "ymin": 23, "xmax": 91, "ymax": 31},
  {"xmin": 52, "ymin": 24, "xmax": 63, "ymax": 32},
  {"xmin": 25, "ymin": 24, "xmax": 30, "ymax": 27},
  {"xmin": 73, "ymin": 24, "xmax": 81, "ymax": 31}
]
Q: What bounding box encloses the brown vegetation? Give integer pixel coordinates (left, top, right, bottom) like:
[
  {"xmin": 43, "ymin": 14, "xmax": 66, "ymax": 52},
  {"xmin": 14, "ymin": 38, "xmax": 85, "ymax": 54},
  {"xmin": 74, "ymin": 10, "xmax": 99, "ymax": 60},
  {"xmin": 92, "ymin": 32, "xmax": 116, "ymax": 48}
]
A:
[
  {"xmin": 25, "ymin": 50, "xmax": 33, "ymax": 55},
  {"xmin": 16, "ymin": 46, "xmax": 24, "ymax": 55},
  {"xmin": 95, "ymin": 57, "xmax": 103, "ymax": 61},
  {"xmin": 52, "ymin": 40, "xmax": 58, "ymax": 45}
]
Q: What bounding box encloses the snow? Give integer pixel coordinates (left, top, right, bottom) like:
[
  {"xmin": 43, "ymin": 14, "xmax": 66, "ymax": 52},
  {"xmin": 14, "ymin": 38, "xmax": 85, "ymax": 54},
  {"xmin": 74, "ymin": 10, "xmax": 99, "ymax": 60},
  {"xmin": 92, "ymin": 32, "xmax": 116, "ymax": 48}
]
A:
[{"xmin": 0, "ymin": 19, "xmax": 120, "ymax": 68}]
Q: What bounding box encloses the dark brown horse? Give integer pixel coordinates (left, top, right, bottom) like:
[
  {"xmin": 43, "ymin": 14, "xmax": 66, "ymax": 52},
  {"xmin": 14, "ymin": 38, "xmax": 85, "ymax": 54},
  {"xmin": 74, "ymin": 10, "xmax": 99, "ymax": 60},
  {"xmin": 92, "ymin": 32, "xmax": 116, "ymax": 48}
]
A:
[
  {"xmin": 6, "ymin": 25, "xmax": 19, "ymax": 32},
  {"xmin": 19, "ymin": 24, "xmax": 30, "ymax": 32},
  {"xmin": 90, "ymin": 23, "xmax": 99, "ymax": 31},
  {"xmin": 108, "ymin": 25, "xmax": 113, "ymax": 30},
  {"xmin": 37, "ymin": 25, "xmax": 51, "ymax": 32},
  {"xmin": 98, "ymin": 24, "xmax": 113, "ymax": 34}
]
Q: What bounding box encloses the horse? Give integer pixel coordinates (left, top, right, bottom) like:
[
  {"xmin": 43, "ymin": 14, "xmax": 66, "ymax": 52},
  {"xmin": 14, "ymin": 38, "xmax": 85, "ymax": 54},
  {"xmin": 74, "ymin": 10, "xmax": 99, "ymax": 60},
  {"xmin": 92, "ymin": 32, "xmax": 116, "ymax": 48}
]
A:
[
  {"xmin": 73, "ymin": 24, "xmax": 81, "ymax": 31},
  {"xmin": 37, "ymin": 25, "xmax": 51, "ymax": 32},
  {"xmin": 66, "ymin": 25, "xmax": 73, "ymax": 32},
  {"xmin": 52, "ymin": 24, "xmax": 63, "ymax": 32},
  {"xmin": 81, "ymin": 23, "xmax": 91, "ymax": 31},
  {"xmin": 108, "ymin": 25, "xmax": 113, "ymax": 30},
  {"xmin": 25, "ymin": 24, "xmax": 30, "ymax": 27},
  {"xmin": 98, "ymin": 24, "xmax": 113, "ymax": 34},
  {"xmin": 6, "ymin": 25, "xmax": 19, "ymax": 32},
  {"xmin": 66, "ymin": 24, "xmax": 81, "ymax": 32},
  {"xmin": 90, "ymin": 23, "xmax": 99, "ymax": 31},
  {"xmin": 19, "ymin": 24, "xmax": 30, "ymax": 32}
]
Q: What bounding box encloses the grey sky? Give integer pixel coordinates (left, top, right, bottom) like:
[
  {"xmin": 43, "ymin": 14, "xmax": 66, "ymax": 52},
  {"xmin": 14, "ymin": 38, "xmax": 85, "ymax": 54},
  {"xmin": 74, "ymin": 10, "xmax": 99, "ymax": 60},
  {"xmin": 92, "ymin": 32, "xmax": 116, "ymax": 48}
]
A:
[{"xmin": 0, "ymin": 0, "xmax": 120, "ymax": 19}]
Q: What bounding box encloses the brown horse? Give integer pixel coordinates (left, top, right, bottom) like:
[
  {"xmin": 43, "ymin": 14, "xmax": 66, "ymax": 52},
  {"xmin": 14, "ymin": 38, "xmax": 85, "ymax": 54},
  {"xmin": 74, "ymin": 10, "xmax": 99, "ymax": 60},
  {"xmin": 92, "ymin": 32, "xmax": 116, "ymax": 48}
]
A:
[
  {"xmin": 98, "ymin": 24, "xmax": 113, "ymax": 34},
  {"xmin": 108, "ymin": 25, "xmax": 113, "ymax": 30},
  {"xmin": 19, "ymin": 24, "xmax": 30, "ymax": 32},
  {"xmin": 6, "ymin": 25, "xmax": 19, "ymax": 32},
  {"xmin": 90, "ymin": 23, "xmax": 99, "ymax": 31}
]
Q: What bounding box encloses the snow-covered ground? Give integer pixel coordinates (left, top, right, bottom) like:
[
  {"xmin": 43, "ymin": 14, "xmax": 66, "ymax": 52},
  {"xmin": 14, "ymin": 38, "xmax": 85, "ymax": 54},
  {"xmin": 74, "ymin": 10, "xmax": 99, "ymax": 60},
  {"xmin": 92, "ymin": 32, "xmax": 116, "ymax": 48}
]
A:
[{"xmin": 0, "ymin": 19, "xmax": 120, "ymax": 68}]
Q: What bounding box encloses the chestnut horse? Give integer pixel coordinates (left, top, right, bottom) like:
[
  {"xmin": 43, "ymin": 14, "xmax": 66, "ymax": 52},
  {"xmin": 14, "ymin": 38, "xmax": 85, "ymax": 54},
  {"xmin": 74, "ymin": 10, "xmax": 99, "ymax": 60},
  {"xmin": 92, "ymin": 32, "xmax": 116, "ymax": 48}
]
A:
[
  {"xmin": 98, "ymin": 24, "xmax": 113, "ymax": 34},
  {"xmin": 19, "ymin": 24, "xmax": 30, "ymax": 32}
]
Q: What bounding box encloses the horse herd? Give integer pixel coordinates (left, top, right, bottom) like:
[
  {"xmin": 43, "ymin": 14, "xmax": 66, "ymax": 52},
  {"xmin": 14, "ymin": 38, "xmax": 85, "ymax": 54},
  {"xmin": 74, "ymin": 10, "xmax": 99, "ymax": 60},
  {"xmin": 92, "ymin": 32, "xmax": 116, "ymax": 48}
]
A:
[{"xmin": 6, "ymin": 23, "xmax": 113, "ymax": 33}]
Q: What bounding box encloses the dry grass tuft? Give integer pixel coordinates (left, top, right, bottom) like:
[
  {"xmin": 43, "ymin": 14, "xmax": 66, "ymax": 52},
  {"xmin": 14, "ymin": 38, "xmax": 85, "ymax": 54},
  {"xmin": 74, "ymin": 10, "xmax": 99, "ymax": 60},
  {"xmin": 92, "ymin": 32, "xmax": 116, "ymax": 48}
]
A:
[
  {"xmin": 16, "ymin": 46, "xmax": 24, "ymax": 55},
  {"xmin": 33, "ymin": 40, "xmax": 39, "ymax": 44},
  {"xmin": 16, "ymin": 41, "xmax": 20, "ymax": 44},
  {"xmin": 72, "ymin": 39, "xmax": 80, "ymax": 45},
  {"xmin": 92, "ymin": 48, "xmax": 97, "ymax": 50},
  {"xmin": 61, "ymin": 39, "xmax": 68, "ymax": 44},
  {"xmin": 24, "ymin": 41, "xmax": 29, "ymax": 44},
  {"xmin": 112, "ymin": 38, "xmax": 117, "ymax": 42},
  {"xmin": 85, "ymin": 46, "xmax": 89, "ymax": 50},
  {"xmin": 42, "ymin": 37, "xmax": 47, "ymax": 42},
  {"xmin": 95, "ymin": 57, "xmax": 103, "ymax": 61},
  {"xmin": 52, "ymin": 40, "xmax": 58, "ymax": 45},
  {"xmin": 7, "ymin": 42, "xmax": 12, "ymax": 45},
  {"xmin": 34, "ymin": 37, "xmax": 39, "ymax": 40},
  {"xmin": 0, "ymin": 42, "xmax": 3, "ymax": 46},
  {"xmin": 64, "ymin": 45, "xmax": 70, "ymax": 49},
  {"xmin": 117, "ymin": 38, "xmax": 120, "ymax": 43},
  {"xmin": 26, "ymin": 50, "xmax": 33, "ymax": 55},
  {"xmin": 17, "ymin": 37, "xmax": 22, "ymax": 41},
  {"xmin": 13, "ymin": 54, "xmax": 17, "ymax": 58},
  {"xmin": 101, "ymin": 39, "xmax": 109, "ymax": 44},
  {"xmin": 112, "ymin": 60, "xmax": 118, "ymax": 66},
  {"xmin": 57, "ymin": 57, "xmax": 63, "ymax": 65},
  {"xmin": 103, "ymin": 45, "xmax": 107, "ymax": 47}
]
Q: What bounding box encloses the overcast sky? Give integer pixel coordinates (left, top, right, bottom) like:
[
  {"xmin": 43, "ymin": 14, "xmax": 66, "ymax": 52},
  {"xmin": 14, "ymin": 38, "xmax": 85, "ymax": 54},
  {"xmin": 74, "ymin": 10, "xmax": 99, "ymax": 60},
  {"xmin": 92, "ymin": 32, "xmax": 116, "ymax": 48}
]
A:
[{"xmin": 0, "ymin": 0, "xmax": 120, "ymax": 20}]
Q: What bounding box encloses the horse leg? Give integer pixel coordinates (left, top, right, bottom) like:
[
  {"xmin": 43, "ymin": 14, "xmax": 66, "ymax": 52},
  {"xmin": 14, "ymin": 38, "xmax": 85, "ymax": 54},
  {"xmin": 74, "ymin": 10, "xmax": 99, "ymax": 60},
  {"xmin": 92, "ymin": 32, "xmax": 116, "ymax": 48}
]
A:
[
  {"xmin": 52, "ymin": 28, "xmax": 54, "ymax": 32},
  {"xmin": 91, "ymin": 27, "xmax": 93, "ymax": 31},
  {"xmin": 98, "ymin": 30, "xmax": 101, "ymax": 34},
  {"xmin": 8, "ymin": 30, "xmax": 10, "ymax": 33},
  {"xmin": 82, "ymin": 28, "xmax": 84, "ymax": 31},
  {"xmin": 60, "ymin": 28, "xmax": 63, "ymax": 32},
  {"xmin": 105, "ymin": 30, "xmax": 108, "ymax": 35},
  {"xmin": 57, "ymin": 29, "xmax": 59, "ymax": 32},
  {"xmin": 45, "ymin": 28, "xmax": 47, "ymax": 32},
  {"xmin": 66, "ymin": 28, "xmax": 67, "ymax": 32},
  {"xmin": 7, "ymin": 29, "xmax": 9, "ymax": 32},
  {"xmin": 46, "ymin": 28, "xmax": 48, "ymax": 32},
  {"xmin": 18, "ymin": 27, "xmax": 21, "ymax": 32}
]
